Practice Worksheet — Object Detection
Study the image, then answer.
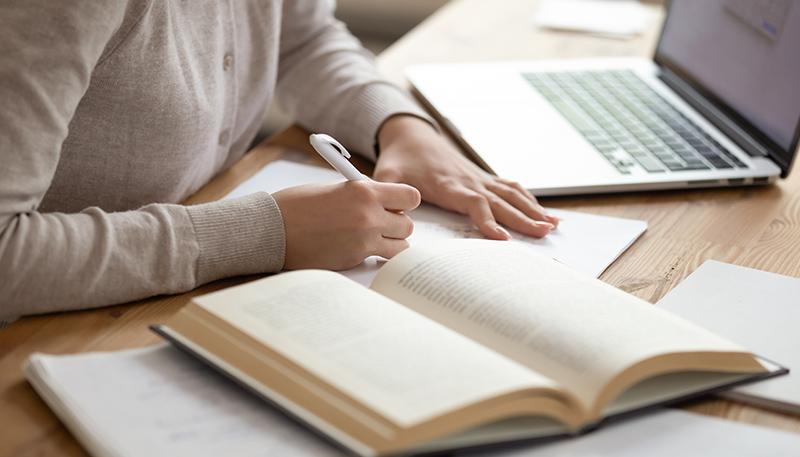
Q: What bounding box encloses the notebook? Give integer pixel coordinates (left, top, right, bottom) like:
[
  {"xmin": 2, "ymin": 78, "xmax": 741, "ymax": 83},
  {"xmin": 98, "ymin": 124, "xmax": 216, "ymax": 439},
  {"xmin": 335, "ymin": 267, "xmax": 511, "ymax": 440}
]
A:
[
  {"xmin": 225, "ymin": 160, "xmax": 647, "ymax": 282},
  {"xmin": 25, "ymin": 345, "xmax": 800, "ymax": 457},
  {"xmin": 657, "ymin": 260, "xmax": 800, "ymax": 414},
  {"xmin": 152, "ymin": 239, "xmax": 784, "ymax": 456}
]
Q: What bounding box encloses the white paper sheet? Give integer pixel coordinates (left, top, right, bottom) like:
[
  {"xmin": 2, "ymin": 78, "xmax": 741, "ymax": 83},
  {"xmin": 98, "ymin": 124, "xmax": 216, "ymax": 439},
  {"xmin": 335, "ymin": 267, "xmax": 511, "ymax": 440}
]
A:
[
  {"xmin": 657, "ymin": 260, "xmax": 800, "ymax": 414},
  {"xmin": 27, "ymin": 345, "xmax": 800, "ymax": 457},
  {"xmin": 27, "ymin": 345, "xmax": 342, "ymax": 457},
  {"xmin": 224, "ymin": 160, "xmax": 647, "ymax": 284},
  {"xmin": 479, "ymin": 409, "xmax": 800, "ymax": 457},
  {"xmin": 533, "ymin": 0, "xmax": 652, "ymax": 39}
]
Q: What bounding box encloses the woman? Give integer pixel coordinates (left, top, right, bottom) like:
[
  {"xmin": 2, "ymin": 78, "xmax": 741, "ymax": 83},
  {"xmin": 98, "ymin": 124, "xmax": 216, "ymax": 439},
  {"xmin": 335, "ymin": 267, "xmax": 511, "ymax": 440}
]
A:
[{"xmin": 0, "ymin": 0, "xmax": 557, "ymax": 320}]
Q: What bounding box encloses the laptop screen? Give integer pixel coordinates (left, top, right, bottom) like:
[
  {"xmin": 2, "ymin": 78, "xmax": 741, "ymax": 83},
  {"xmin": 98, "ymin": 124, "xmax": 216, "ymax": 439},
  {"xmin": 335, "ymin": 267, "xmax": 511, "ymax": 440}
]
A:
[{"xmin": 656, "ymin": 0, "xmax": 800, "ymax": 166}]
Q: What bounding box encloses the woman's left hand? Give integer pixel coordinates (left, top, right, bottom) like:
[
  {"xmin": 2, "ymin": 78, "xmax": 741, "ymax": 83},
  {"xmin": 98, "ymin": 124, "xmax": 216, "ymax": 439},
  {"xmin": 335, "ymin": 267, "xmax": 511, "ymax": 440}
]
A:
[{"xmin": 374, "ymin": 115, "xmax": 559, "ymax": 240}]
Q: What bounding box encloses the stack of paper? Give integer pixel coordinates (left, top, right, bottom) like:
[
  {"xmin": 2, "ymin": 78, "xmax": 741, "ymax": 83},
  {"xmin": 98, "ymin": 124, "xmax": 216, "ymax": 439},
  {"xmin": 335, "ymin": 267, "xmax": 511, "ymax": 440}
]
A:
[{"xmin": 26, "ymin": 345, "xmax": 800, "ymax": 457}]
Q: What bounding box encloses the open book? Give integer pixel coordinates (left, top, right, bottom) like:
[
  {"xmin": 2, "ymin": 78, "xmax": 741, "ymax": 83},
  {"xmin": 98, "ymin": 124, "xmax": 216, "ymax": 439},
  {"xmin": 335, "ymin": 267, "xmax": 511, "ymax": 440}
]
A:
[{"xmin": 154, "ymin": 239, "xmax": 784, "ymax": 456}]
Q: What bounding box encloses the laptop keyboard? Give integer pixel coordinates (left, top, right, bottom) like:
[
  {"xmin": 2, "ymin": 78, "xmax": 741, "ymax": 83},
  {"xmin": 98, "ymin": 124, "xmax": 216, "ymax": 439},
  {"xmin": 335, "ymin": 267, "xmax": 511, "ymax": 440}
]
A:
[{"xmin": 523, "ymin": 70, "xmax": 747, "ymax": 174}]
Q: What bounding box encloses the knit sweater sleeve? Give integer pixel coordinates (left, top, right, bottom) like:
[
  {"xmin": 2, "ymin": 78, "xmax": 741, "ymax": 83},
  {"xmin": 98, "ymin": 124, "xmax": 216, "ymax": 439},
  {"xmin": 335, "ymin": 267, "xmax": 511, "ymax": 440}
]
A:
[
  {"xmin": 0, "ymin": 1, "xmax": 285, "ymax": 321},
  {"xmin": 275, "ymin": 0, "xmax": 434, "ymax": 161}
]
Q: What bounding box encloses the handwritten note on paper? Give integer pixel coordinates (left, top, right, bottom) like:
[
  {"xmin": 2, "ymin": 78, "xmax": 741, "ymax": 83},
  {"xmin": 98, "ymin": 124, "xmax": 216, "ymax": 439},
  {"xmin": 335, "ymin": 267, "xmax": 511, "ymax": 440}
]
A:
[{"xmin": 224, "ymin": 160, "xmax": 646, "ymax": 285}]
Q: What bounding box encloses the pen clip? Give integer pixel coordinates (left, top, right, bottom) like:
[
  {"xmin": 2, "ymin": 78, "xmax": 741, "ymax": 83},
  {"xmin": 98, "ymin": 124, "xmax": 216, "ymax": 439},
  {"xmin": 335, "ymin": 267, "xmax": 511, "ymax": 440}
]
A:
[
  {"xmin": 314, "ymin": 133, "xmax": 351, "ymax": 159},
  {"xmin": 330, "ymin": 142, "xmax": 351, "ymax": 159}
]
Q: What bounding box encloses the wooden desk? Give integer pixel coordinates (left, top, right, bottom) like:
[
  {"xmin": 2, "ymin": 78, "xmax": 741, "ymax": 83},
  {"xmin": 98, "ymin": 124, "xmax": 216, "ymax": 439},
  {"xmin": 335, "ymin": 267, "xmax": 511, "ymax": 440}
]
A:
[
  {"xmin": 1, "ymin": 0, "xmax": 799, "ymax": 455},
  {"xmin": 378, "ymin": 0, "xmax": 800, "ymax": 435}
]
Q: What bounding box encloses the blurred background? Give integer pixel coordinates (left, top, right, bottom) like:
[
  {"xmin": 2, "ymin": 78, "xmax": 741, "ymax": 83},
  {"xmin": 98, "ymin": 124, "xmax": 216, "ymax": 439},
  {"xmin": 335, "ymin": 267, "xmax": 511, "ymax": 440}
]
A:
[
  {"xmin": 336, "ymin": 0, "xmax": 448, "ymax": 52},
  {"xmin": 261, "ymin": 0, "xmax": 449, "ymax": 138}
]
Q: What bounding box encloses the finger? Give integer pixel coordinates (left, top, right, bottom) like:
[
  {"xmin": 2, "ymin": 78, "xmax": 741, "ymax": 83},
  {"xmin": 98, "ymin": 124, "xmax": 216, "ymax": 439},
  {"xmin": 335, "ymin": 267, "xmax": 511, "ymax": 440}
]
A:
[
  {"xmin": 448, "ymin": 188, "xmax": 511, "ymax": 240},
  {"xmin": 375, "ymin": 237, "xmax": 410, "ymax": 259},
  {"xmin": 372, "ymin": 181, "xmax": 422, "ymax": 212},
  {"xmin": 486, "ymin": 181, "xmax": 551, "ymax": 222},
  {"xmin": 497, "ymin": 177, "xmax": 537, "ymax": 202},
  {"xmin": 484, "ymin": 192, "xmax": 554, "ymax": 238},
  {"xmin": 497, "ymin": 178, "xmax": 560, "ymax": 227},
  {"xmin": 381, "ymin": 211, "xmax": 415, "ymax": 240}
]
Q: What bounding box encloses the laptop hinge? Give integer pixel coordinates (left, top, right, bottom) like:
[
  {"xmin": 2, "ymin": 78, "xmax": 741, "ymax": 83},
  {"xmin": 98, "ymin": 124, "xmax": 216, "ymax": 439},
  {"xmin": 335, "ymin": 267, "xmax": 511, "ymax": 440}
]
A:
[{"xmin": 657, "ymin": 68, "xmax": 770, "ymax": 158}]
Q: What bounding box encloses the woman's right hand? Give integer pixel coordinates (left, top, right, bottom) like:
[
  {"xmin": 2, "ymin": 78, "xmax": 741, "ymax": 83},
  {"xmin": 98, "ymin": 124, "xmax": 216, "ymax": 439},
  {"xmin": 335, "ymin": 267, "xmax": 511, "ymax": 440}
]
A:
[{"xmin": 273, "ymin": 180, "xmax": 421, "ymax": 270}]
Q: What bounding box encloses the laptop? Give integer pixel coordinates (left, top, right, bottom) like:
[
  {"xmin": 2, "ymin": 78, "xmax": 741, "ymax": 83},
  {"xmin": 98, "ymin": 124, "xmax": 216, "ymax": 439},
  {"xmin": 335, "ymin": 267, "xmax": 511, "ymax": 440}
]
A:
[{"xmin": 406, "ymin": 0, "xmax": 800, "ymax": 195}]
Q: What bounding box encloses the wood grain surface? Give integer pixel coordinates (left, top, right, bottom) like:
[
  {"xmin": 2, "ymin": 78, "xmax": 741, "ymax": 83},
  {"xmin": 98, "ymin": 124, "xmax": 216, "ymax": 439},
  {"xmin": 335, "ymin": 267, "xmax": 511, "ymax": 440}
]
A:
[{"xmin": 1, "ymin": 1, "xmax": 798, "ymax": 455}]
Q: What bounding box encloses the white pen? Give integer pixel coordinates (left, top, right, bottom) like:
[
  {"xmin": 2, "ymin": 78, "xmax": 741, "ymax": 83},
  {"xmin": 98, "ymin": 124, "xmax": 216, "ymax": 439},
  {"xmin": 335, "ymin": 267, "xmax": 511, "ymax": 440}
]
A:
[{"xmin": 309, "ymin": 133, "xmax": 367, "ymax": 181}]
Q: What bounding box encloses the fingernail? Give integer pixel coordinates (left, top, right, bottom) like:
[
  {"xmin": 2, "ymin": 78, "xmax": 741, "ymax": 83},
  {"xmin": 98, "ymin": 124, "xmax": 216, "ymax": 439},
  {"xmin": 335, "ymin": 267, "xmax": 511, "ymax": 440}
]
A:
[
  {"xmin": 496, "ymin": 226, "xmax": 512, "ymax": 240},
  {"xmin": 536, "ymin": 221, "xmax": 555, "ymax": 231}
]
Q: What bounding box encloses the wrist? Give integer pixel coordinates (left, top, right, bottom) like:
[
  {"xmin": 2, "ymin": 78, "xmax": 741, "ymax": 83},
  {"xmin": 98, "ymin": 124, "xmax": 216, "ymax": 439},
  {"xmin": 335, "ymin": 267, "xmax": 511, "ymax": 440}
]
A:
[{"xmin": 376, "ymin": 114, "xmax": 438, "ymax": 152}]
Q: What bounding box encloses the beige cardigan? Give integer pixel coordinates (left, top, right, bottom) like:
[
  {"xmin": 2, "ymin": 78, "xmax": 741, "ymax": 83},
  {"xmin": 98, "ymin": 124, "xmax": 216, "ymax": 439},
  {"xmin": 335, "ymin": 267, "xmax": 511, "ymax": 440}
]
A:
[{"xmin": 0, "ymin": 0, "xmax": 429, "ymax": 320}]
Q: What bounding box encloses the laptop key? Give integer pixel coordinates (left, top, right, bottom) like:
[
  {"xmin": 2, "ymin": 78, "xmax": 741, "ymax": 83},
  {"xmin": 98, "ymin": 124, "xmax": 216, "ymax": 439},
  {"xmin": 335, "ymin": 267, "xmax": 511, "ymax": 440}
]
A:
[
  {"xmin": 698, "ymin": 153, "xmax": 733, "ymax": 169},
  {"xmin": 702, "ymin": 134, "xmax": 747, "ymax": 168},
  {"xmin": 632, "ymin": 155, "xmax": 666, "ymax": 172},
  {"xmin": 683, "ymin": 160, "xmax": 711, "ymax": 170},
  {"xmin": 724, "ymin": 152, "xmax": 747, "ymax": 168}
]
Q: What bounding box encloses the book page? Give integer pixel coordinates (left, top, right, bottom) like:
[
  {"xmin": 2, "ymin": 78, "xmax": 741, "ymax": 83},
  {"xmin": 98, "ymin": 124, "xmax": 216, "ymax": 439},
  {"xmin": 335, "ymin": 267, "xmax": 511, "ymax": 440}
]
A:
[
  {"xmin": 194, "ymin": 270, "xmax": 558, "ymax": 427},
  {"xmin": 371, "ymin": 239, "xmax": 760, "ymax": 411}
]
